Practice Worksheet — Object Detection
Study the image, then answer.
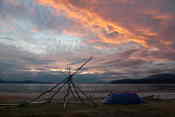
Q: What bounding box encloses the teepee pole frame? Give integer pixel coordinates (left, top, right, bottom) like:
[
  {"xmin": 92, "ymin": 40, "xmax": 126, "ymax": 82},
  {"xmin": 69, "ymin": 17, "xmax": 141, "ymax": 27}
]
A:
[{"xmin": 31, "ymin": 57, "xmax": 97, "ymax": 109}]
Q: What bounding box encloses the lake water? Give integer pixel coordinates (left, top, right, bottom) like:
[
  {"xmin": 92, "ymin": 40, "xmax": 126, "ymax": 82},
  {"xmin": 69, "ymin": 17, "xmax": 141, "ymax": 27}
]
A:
[{"xmin": 0, "ymin": 83, "xmax": 175, "ymax": 101}]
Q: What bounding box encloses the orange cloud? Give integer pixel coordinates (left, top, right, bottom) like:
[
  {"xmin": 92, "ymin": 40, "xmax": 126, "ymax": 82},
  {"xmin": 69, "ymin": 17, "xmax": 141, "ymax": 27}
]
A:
[
  {"xmin": 37, "ymin": 0, "xmax": 149, "ymax": 47},
  {"xmin": 32, "ymin": 28, "xmax": 40, "ymax": 33},
  {"xmin": 144, "ymin": 10, "xmax": 174, "ymax": 21},
  {"xmin": 62, "ymin": 24, "xmax": 89, "ymax": 38}
]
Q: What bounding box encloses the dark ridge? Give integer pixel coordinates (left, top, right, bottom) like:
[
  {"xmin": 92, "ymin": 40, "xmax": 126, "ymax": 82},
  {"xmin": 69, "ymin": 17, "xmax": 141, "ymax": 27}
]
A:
[{"xmin": 110, "ymin": 73, "xmax": 175, "ymax": 84}]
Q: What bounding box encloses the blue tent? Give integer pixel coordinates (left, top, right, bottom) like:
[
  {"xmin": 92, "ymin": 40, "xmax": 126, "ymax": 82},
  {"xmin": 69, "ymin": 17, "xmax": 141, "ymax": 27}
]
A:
[{"xmin": 103, "ymin": 93, "xmax": 143, "ymax": 104}]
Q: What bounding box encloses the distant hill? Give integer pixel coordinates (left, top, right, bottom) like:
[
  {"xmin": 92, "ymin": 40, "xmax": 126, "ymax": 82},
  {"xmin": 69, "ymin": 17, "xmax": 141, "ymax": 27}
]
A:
[
  {"xmin": 0, "ymin": 74, "xmax": 104, "ymax": 84},
  {"xmin": 0, "ymin": 79, "xmax": 105, "ymax": 84},
  {"xmin": 0, "ymin": 71, "xmax": 106, "ymax": 83},
  {"xmin": 0, "ymin": 80, "xmax": 52, "ymax": 84},
  {"xmin": 110, "ymin": 73, "xmax": 175, "ymax": 84}
]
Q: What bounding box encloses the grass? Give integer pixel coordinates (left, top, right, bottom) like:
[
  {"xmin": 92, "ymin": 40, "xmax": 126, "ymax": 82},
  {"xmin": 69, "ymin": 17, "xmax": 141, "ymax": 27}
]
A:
[{"xmin": 0, "ymin": 100, "xmax": 175, "ymax": 117}]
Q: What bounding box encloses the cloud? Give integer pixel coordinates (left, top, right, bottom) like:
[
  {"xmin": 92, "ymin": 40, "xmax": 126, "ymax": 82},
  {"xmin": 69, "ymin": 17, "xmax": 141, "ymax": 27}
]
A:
[
  {"xmin": 0, "ymin": 44, "xmax": 56, "ymax": 74},
  {"xmin": 37, "ymin": 0, "xmax": 175, "ymax": 49},
  {"xmin": 36, "ymin": 0, "xmax": 149, "ymax": 47},
  {"xmin": 35, "ymin": 0, "xmax": 175, "ymax": 71},
  {"xmin": 0, "ymin": 0, "xmax": 73, "ymax": 32},
  {"xmin": 0, "ymin": 0, "xmax": 175, "ymax": 80}
]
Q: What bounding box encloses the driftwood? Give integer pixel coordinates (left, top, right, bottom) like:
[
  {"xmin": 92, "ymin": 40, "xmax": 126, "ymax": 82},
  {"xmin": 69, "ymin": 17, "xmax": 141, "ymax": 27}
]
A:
[{"xmin": 30, "ymin": 57, "xmax": 97, "ymax": 110}]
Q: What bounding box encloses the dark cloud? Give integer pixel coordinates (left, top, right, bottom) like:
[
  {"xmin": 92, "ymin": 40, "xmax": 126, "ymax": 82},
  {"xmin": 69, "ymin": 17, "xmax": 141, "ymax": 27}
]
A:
[
  {"xmin": 0, "ymin": 0, "xmax": 72, "ymax": 32},
  {"xmin": 0, "ymin": 44, "xmax": 55, "ymax": 74}
]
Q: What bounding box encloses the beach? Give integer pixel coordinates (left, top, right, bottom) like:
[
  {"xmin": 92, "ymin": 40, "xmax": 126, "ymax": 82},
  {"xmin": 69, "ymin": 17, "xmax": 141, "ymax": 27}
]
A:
[
  {"xmin": 0, "ymin": 83, "xmax": 175, "ymax": 103},
  {"xmin": 0, "ymin": 83, "xmax": 175, "ymax": 117}
]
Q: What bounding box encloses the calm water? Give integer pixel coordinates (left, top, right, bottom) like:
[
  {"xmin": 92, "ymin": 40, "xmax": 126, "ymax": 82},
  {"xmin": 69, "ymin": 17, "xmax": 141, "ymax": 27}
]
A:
[{"xmin": 0, "ymin": 83, "xmax": 175, "ymax": 99}]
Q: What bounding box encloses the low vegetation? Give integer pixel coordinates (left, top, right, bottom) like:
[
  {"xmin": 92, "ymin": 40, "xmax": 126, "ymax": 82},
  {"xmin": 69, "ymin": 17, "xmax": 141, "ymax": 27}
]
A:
[{"xmin": 0, "ymin": 99, "xmax": 175, "ymax": 117}]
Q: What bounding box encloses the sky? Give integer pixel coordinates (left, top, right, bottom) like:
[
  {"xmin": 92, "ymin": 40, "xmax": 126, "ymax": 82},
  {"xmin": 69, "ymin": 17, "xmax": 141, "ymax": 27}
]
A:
[{"xmin": 0, "ymin": 0, "xmax": 175, "ymax": 81}]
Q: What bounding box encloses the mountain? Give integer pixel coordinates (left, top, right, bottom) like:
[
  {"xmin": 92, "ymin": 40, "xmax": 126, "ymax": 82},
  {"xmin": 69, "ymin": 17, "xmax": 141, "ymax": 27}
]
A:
[
  {"xmin": 0, "ymin": 72, "xmax": 104, "ymax": 84},
  {"xmin": 0, "ymin": 78, "xmax": 3, "ymax": 82},
  {"xmin": 0, "ymin": 80, "xmax": 52, "ymax": 84},
  {"xmin": 110, "ymin": 73, "xmax": 175, "ymax": 84}
]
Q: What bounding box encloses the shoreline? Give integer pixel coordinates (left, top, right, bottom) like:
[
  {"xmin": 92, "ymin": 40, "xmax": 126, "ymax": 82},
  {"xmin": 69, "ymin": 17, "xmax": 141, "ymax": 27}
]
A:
[{"xmin": 0, "ymin": 91, "xmax": 175, "ymax": 103}]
